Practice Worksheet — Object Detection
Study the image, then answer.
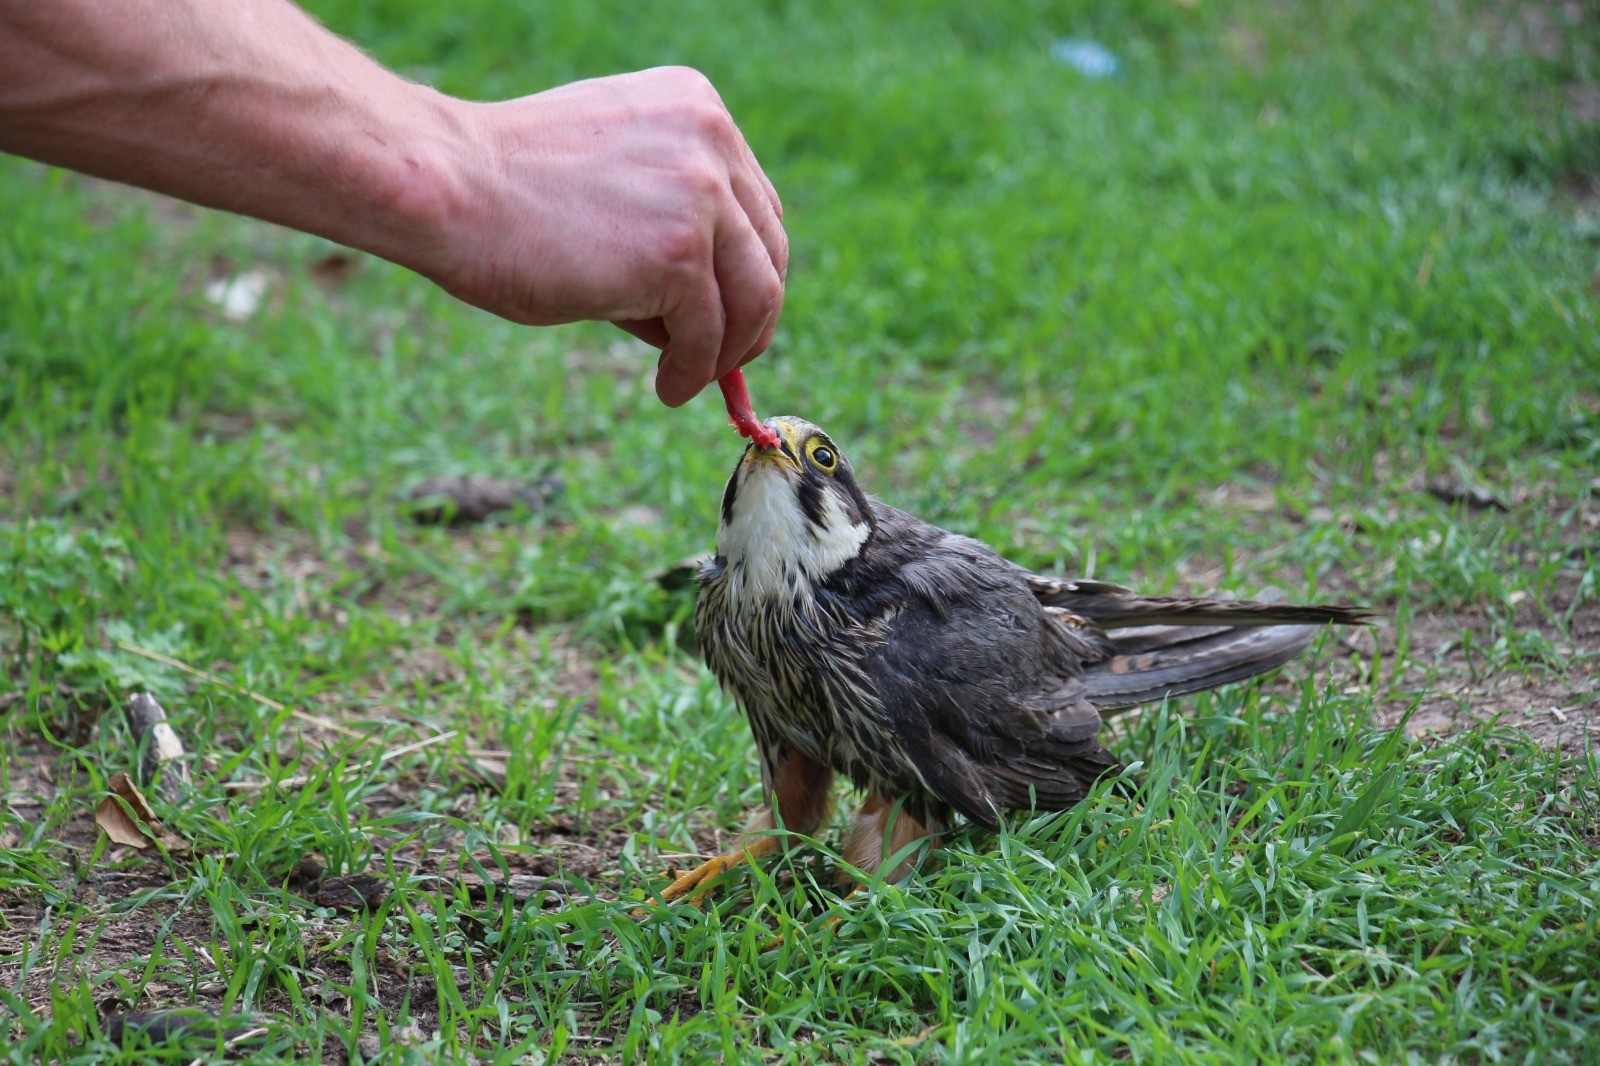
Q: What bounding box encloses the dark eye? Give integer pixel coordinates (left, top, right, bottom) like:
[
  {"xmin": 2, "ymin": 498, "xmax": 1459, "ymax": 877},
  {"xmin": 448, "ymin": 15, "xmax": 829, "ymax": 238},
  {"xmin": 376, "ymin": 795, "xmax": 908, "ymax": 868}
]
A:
[{"xmin": 810, "ymin": 445, "xmax": 836, "ymax": 471}]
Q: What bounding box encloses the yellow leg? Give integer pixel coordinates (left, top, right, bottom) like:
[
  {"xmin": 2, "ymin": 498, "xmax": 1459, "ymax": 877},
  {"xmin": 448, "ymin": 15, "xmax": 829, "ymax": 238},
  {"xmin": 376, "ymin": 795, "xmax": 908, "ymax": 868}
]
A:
[
  {"xmin": 657, "ymin": 835, "xmax": 781, "ymax": 904},
  {"xmin": 756, "ymin": 791, "xmax": 935, "ymax": 950},
  {"xmin": 648, "ymin": 753, "xmax": 834, "ymax": 909}
]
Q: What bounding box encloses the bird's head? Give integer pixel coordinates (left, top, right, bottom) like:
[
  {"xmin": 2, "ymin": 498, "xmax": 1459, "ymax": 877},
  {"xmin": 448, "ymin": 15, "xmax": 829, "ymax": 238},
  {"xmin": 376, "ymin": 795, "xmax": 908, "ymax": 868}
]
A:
[{"xmin": 714, "ymin": 416, "xmax": 876, "ymax": 589}]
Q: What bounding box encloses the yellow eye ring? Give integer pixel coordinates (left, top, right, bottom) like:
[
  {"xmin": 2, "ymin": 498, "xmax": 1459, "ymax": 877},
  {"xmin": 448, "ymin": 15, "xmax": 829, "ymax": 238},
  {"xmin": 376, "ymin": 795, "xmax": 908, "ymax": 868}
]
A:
[{"xmin": 805, "ymin": 438, "xmax": 839, "ymax": 475}]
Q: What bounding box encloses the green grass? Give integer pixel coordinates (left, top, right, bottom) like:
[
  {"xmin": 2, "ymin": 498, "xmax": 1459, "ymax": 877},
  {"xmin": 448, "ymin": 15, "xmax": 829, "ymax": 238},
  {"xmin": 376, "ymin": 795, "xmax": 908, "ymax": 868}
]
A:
[{"xmin": 3, "ymin": 0, "xmax": 1598, "ymax": 1061}]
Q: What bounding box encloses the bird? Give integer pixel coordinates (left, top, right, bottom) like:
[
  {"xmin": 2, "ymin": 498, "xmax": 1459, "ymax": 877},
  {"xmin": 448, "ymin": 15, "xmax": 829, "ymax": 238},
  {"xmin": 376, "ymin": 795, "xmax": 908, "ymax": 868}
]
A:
[{"xmin": 658, "ymin": 416, "xmax": 1370, "ymax": 901}]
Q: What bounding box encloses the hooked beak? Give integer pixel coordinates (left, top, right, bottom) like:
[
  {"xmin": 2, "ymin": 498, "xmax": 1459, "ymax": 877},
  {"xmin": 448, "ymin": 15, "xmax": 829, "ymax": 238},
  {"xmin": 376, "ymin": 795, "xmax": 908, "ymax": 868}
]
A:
[{"xmin": 743, "ymin": 420, "xmax": 799, "ymax": 470}]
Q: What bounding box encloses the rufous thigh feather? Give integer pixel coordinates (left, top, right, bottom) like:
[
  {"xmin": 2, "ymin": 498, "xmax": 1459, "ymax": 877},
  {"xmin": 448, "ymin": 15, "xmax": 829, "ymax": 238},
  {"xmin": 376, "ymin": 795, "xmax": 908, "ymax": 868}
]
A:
[
  {"xmin": 844, "ymin": 792, "xmax": 938, "ymax": 880},
  {"xmin": 766, "ymin": 748, "xmax": 834, "ymax": 837}
]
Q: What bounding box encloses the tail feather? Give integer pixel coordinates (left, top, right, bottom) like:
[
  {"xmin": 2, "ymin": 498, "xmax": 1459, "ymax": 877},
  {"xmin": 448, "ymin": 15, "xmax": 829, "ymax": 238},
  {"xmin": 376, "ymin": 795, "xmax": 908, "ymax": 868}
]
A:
[
  {"xmin": 1025, "ymin": 574, "xmax": 1372, "ymax": 711},
  {"xmin": 1101, "ymin": 622, "xmax": 1232, "ymax": 655},
  {"xmin": 985, "ymin": 751, "xmax": 1125, "ymax": 810},
  {"xmin": 1029, "ymin": 580, "xmax": 1372, "ymax": 631},
  {"xmin": 1081, "ymin": 623, "xmax": 1326, "ymax": 711}
]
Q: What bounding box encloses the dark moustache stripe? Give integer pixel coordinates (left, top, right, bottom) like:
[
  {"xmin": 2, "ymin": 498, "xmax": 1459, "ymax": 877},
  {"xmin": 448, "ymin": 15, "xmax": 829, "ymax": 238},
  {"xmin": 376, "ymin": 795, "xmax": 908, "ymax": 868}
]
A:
[
  {"xmin": 797, "ymin": 478, "xmax": 829, "ymax": 532},
  {"xmin": 721, "ymin": 472, "xmax": 739, "ymax": 528}
]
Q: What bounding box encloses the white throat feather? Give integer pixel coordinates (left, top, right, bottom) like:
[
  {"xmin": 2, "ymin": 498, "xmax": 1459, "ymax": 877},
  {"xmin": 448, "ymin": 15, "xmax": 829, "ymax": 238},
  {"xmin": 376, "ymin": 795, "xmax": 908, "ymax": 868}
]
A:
[{"xmin": 716, "ymin": 463, "xmax": 870, "ymax": 600}]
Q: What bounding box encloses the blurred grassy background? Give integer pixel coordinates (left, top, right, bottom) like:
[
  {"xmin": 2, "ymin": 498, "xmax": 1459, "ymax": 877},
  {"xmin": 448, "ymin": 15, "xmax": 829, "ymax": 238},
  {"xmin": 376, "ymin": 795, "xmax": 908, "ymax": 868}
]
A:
[{"xmin": 2, "ymin": 0, "xmax": 1597, "ymax": 1062}]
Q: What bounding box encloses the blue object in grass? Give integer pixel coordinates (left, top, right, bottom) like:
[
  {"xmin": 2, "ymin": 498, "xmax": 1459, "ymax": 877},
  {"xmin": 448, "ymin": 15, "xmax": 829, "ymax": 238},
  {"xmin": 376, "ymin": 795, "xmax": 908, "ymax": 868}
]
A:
[{"xmin": 1050, "ymin": 38, "xmax": 1121, "ymax": 79}]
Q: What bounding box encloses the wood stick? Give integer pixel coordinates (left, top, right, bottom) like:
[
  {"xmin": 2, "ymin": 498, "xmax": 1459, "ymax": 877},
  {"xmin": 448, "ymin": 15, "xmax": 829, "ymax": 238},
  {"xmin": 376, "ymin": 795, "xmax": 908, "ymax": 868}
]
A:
[{"xmin": 122, "ymin": 692, "xmax": 192, "ymax": 806}]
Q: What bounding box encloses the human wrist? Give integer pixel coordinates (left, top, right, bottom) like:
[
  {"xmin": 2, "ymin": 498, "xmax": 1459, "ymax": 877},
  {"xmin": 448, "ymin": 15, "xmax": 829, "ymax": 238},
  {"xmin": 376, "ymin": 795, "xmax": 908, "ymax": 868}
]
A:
[{"xmin": 318, "ymin": 81, "xmax": 489, "ymax": 288}]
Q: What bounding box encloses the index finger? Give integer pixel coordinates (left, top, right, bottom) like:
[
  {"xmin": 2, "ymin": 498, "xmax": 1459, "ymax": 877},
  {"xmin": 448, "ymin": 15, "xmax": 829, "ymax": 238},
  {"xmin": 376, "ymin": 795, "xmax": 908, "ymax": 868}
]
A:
[{"xmin": 656, "ymin": 276, "xmax": 726, "ymax": 407}]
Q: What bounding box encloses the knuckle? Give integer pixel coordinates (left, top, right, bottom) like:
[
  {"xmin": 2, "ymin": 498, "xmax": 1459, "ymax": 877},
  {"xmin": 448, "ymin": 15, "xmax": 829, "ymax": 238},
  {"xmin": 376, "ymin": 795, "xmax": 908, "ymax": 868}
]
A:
[
  {"xmin": 655, "ymin": 221, "xmax": 706, "ymax": 270},
  {"xmin": 646, "ymin": 67, "xmax": 736, "ymax": 147},
  {"xmin": 689, "ymin": 101, "xmax": 735, "ymax": 144},
  {"xmin": 684, "ymin": 159, "xmax": 726, "ymax": 201},
  {"xmin": 660, "ymin": 64, "xmax": 712, "ymax": 89},
  {"xmin": 755, "ymin": 272, "xmax": 784, "ymax": 316},
  {"xmin": 655, "ymin": 66, "xmax": 721, "ymax": 105}
]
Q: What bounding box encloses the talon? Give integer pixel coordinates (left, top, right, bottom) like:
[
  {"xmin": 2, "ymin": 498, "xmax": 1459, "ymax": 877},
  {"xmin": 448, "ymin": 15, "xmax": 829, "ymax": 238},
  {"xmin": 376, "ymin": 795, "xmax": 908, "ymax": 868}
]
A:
[
  {"xmin": 635, "ymin": 830, "xmax": 784, "ymax": 915},
  {"xmin": 653, "ymin": 845, "xmax": 773, "ymax": 906}
]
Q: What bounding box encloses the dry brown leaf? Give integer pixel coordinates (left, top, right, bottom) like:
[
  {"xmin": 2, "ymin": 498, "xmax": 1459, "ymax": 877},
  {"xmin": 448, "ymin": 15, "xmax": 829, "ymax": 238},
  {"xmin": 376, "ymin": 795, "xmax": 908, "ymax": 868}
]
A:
[
  {"xmin": 95, "ymin": 772, "xmax": 159, "ymax": 849},
  {"xmin": 93, "ymin": 772, "xmax": 187, "ymax": 851},
  {"xmin": 287, "ymin": 852, "xmax": 327, "ymax": 889},
  {"xmin": 310, "ymin": 251, "xmax": 361, "ymax": 290}
]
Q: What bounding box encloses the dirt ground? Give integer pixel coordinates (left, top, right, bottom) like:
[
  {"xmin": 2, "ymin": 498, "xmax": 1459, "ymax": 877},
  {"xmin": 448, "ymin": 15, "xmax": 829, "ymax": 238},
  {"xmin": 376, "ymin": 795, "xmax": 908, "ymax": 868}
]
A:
[{"xmin": 1367, "ymin": 586, "xmax": 1600, "ymax": 752}]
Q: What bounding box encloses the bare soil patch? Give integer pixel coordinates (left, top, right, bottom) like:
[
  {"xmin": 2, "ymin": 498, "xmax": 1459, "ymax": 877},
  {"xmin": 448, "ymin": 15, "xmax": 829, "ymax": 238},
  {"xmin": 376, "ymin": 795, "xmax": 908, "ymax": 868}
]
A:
[
  {"xmin": 0, "ymin": 737, "xmax": 615, "ymax": 1061},
  {"xmin": 1361, "ymin": 581, "xmax": 1600, "ymax": 752}
]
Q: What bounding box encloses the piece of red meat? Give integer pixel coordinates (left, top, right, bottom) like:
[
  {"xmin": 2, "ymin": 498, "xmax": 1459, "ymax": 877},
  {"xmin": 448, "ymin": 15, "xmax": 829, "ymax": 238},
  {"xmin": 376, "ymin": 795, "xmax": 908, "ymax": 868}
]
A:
[{"xmin": 718, "ymin": 370, "xmax": 780, "ymax": 449}]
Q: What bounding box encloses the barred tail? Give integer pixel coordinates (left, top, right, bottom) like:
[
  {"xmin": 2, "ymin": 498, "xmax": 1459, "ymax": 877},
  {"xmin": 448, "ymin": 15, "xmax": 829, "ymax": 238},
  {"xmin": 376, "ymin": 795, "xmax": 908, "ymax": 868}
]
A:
[{"xmin": 1082, "ymin": 622, "xmax": 1336, "ymax": 711}]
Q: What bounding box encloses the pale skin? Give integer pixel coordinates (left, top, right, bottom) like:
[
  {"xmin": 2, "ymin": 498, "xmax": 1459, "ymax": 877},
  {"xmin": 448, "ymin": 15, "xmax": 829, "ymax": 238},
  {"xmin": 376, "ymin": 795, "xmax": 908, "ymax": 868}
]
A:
[{"xmin": 0, "ymin": 0, "xmax": 788, "ymax": 407}]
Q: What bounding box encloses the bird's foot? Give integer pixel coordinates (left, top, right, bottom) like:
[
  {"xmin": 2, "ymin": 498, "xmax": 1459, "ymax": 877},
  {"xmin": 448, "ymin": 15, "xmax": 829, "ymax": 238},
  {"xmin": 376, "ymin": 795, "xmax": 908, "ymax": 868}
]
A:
[
  {"xmin": 650, "ymin": 837, "xmax": 780, "ymax": 907},
  {"xmin": 658, "ymin": 853, "xmax": 746, "ymax": 905}
]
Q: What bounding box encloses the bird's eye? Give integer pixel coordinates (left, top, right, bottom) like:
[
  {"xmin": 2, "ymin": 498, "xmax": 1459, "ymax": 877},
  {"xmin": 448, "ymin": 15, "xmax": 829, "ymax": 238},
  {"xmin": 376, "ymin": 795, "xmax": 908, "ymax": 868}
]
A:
[{"xmin": 806, "ymin": 439, "xmax": 838, "ymax": 474}]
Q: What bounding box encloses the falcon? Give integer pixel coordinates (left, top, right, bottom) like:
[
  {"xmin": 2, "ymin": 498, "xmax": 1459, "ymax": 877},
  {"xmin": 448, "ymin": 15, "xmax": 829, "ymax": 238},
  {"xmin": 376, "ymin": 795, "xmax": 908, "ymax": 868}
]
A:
[{"xmin": 660, "ymin": 416, "xmax": 1368, "ymax": 899}]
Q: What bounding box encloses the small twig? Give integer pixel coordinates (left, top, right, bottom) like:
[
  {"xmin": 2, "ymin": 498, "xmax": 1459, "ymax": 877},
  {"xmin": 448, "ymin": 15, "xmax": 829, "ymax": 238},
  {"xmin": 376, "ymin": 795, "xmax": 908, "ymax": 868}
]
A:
[
  {"xmin": 465, "ymin": 746, "xmax": 601, "ymax": 767},
  {"xmin": 114, "ymin": 640, "xmax": 365, "ymax": 739},
  {"xmin": 378, "ymin": 730, "xmax": 457, "ymax": 765},
  {"xmin": 221, "ymin": 776, "xmax": 312, "ymax": 792}
]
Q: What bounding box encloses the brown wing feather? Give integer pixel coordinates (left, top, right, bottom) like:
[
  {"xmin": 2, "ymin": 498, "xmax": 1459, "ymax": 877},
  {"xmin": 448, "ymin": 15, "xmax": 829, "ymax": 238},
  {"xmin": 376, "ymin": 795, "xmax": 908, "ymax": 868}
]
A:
[{"xmin": 847, "ymin": 509, "xmax": 1370, "ymax": 821}]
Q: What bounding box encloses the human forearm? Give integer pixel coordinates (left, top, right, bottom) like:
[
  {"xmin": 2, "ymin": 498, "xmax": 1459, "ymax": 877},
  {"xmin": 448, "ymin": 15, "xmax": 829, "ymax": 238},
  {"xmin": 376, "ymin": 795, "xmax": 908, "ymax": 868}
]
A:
[
  {"xmin": 0, "ymin": 0, "xmax": 788, "ymax": 405},
  {"xmin": 0, "ymin": 0, "xmax": 463, "ymax": 270}
]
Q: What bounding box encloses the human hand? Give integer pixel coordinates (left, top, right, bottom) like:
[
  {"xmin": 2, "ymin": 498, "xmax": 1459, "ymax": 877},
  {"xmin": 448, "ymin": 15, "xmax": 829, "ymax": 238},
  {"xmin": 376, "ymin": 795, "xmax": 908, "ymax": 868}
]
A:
[
  {"xmin": 0, "ymin": 0, "xmax": 784, "ymax": 406},
  {"xmin": 420, "ymin": 67, "xmax": 788, "ymax": 407}
]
